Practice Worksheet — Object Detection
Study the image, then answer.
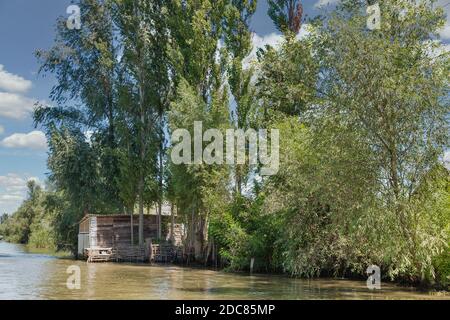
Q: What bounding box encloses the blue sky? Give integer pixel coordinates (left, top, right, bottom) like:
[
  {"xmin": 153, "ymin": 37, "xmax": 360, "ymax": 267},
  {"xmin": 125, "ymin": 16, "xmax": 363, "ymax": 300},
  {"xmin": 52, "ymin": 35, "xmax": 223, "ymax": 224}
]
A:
[
  {"xmin": 0, "ymin": 0, "xmax": 71, "ymax": 214},
  {"xmin": 0, "ymin": 0, "xmax": 449, "ymax": 214}
]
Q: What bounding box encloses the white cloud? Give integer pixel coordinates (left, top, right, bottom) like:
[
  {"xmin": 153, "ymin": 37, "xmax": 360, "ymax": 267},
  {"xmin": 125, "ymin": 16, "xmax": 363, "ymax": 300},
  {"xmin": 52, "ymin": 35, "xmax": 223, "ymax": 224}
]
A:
[
  {"xmin": 243, "ymin": 26, "xmax": 311, "ymax": 69},
  {"xmin": 85, "ymin": 130, "xmax": 94, "ymax": 143},
  {"xmin": 440, "ymin": 42, "xmax": 450, "ymax": 53},
  {"xmin": 242, "ymin": 32, "xmax": 284, "ymax": 69},
  {"xmin": 0, "ymin": 194, "xmax": 24, "ymax": 202},
  {"xmin": 0, "ymin": 125, "xmax": 4, "ymax": 135},
  {"xmin": 431, "ymin": 1, "xmax": 450, "ymax": 40},
  {"xmin": 0, "ymin": 92, "xmax": 37, "ymax": 119},
  {"xmin": 0, "ymin": 131, "xmax": 47, "ymax": 150},
  {"xmin": 439, "ymin": 24, "xmax": 450, "ymax": 40},
  {"xmin": 0, "ymin": 65, "xmax": 32, "ymax": 93},
  {"xmin": 252, "ymin": 32, "xmax": 284, "ymax": 52},
  {"xmin": 314, "ymin": 0, "xmax": 339, "ymax": 8},
  {"xmin": 444, "ymin": 150, "xmax": 450, "ymax": 170},
  {"xmin": 437, "ymin": 0, "xmax": 450, "ymax": 15},
  {"xmin": 297, "ymin": 24, "xmax": 311, "ymax": 40},
  {"xmin": 0, "ymin": 174, "xmax": 29, "ymax": 208},
  {"xmin": 426, "ymin": 39, "xmax": 450, "ymax": 59},
  {"xmin": 0, "ymin": 173, "xmax": 42, "ymax": 213},
  {"xmin": 0, "ymin": 173, "xmax": 27, "ymax": 190},
  {"xmin": 0, "ymin": 195, "xmax": 24, "ymax": 214}
]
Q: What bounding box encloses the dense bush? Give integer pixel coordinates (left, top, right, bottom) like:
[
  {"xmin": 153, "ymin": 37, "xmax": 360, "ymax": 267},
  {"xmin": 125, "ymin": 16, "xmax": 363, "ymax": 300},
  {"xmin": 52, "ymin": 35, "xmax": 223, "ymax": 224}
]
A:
[{"xmin": 0, "ymin": 181, "xmax": 57, "ymax": 249}]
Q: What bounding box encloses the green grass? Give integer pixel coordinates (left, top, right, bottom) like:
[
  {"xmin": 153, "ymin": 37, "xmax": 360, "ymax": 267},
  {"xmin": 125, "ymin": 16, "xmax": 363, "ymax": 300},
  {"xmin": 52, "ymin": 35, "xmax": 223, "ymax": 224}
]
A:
[{"xmin": 24, "ymin": 245, "xmax": 74, "ymax": 259}]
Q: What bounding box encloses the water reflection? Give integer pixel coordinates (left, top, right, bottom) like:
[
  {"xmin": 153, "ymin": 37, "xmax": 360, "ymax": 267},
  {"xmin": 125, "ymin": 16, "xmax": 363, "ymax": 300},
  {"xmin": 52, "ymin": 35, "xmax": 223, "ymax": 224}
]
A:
[{"xmin": 0, "ymin": 241, "xmax": 447, "ymax": 300}]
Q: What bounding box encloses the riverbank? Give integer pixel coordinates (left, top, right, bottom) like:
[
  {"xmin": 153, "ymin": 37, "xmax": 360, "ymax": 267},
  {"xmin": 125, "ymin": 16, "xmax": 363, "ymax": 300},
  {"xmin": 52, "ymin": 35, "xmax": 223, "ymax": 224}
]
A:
[{"xmin": 23, "ymin": 245, "xmax": 73, "ymax": 259}]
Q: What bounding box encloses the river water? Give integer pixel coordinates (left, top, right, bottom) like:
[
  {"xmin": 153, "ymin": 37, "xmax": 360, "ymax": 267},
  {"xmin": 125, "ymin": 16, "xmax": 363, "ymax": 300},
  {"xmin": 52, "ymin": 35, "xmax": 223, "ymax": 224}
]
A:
[{"xmin": 0, "ymin": 241, "xmax": 447, "ymax": 300}]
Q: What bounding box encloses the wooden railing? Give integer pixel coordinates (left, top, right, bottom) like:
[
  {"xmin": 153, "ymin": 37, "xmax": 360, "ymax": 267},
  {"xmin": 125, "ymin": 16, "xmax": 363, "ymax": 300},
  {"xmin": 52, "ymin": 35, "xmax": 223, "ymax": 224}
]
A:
[{"xmin": 112, "ymin": 245, "xmax": 146, "ymax": 262}]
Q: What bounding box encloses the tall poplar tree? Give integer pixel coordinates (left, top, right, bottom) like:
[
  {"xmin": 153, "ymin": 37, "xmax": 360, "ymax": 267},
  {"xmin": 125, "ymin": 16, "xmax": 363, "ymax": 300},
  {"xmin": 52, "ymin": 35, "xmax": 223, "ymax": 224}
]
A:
[{"xmin": 114, "ymin": 0, "xmax": 170, "ymax": 245}]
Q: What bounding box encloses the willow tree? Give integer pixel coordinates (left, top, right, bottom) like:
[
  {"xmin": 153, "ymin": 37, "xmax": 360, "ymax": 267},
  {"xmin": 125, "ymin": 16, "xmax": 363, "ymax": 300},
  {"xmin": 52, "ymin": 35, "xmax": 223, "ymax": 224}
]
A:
[
  {"xmin": 255, "ymin": 0, "xmax": 449, "ymax": 282},
  {"xmin": 35, "ymin": 0, "xmax": 122, "ymax": 215},
  {"xmin": 315, "ymin": 0, "xmax": 449, "ymax": 281},
  {"xmin": 36, "ymin": 0, "xmax": 171, "ymax": 246}
]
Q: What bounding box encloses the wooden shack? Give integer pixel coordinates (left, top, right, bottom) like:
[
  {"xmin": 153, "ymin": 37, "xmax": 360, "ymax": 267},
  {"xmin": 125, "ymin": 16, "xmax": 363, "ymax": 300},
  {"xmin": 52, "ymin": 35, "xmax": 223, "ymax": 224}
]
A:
[{"xmin": 78, "ymin": 213, "xmax": 183, "ymax": 261}]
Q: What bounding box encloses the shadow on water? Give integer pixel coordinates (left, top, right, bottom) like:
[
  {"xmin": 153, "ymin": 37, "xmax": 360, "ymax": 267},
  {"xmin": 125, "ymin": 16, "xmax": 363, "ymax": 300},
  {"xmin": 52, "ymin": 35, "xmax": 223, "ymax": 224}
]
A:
[{"xmin": 0, "ymin": 241, "xmax": 448, "ymax": 300}]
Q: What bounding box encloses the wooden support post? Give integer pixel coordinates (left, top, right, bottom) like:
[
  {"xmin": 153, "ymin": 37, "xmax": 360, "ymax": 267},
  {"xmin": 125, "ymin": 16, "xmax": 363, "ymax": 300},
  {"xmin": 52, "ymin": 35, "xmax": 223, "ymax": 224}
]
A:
[
  {"xmin": 148, "ymin": 238, "xmax": 153, "ymax": 263},
  {"xmin": 170, "ymin": 203, "xmax": 175, "ymax": 244},
  {"xmin": 130, "ymin": 211, "xmax": 134, "ymax": 245}
]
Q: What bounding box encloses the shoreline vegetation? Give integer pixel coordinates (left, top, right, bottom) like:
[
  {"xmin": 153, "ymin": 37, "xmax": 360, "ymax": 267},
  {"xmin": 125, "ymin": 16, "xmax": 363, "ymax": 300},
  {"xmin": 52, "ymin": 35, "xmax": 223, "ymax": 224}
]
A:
[
  {"xmin": 0, "ymin": 0, "xmax": 449, "ymax": 292},
  {"xmin": 24, "ymin": 245, "xmax": 74, "ymax": 259}
]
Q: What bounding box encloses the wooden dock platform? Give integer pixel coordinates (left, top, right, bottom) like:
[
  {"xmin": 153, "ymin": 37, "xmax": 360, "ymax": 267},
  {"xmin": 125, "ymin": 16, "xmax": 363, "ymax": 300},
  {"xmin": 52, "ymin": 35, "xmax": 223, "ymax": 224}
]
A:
[
  {"xmin": 84, "ymin": 240, "xmax": 181, "ymax": 264},
  {"xmin": 86, "ymin": 247, "xmax": 114, "ymax": 263}
]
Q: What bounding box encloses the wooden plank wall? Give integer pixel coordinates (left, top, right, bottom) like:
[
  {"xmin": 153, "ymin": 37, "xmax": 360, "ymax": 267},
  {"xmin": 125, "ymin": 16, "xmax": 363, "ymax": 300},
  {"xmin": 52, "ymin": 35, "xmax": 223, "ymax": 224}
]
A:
[
  {"xmin": 96, "ymin": 216, "xmax": 114, "ymax": 248},
  {"xmin": 78, "ymin": 233, "xmax": 89, "ymax": 255},
  {"xmin": 89, "ymin": 216, "xmax": 98, "ymax": 247},
  {"xmin": 94, "ymin": 215, "xmax": 169, "ymax": 248},
  {"xmin": 79, "ymin": 218, "xmax": 89, "ymax": 233}
]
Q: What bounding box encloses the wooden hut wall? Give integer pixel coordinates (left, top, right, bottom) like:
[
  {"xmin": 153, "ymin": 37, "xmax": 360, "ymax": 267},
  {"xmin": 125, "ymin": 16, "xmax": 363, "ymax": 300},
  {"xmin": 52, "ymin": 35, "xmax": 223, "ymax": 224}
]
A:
[
  {"xmin": 95, "ymin": 216, "xmax": 114, "ymax": 247},
  {"xmin": 79, "ymin": 217, "xmax": 89, "ymax": 233},
  {"xmin": 92, "ymin": 215, "xmax": 171, "ymax": 248}
]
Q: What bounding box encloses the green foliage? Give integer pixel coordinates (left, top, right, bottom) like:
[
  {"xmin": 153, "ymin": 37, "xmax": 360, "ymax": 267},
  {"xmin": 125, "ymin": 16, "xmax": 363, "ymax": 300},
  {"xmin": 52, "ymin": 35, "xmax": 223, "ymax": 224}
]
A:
[
  {"xmin": 0, "ymin": 181, "xmax": 57, "ymax": 250},
  {"xmin": 433, "ymin": 251, "xmax": 450, "ymax": 289},
  {"xmin": 382, "ymin": 166, "xmax": 450, "ymax": 283},
  {"xmin": 253, "ymin": 0, "xmax": 450, "ymax": 284},
  {"xmin": 167, "ymin": 0, "xmax": 245, "ymax": 260},
  {"xmin": 210, "ymin": 194, "xmax": 284, "ymax": 272},
  {"xmin": 29, "ymin": 216, "xmax": 57, "ymax": 251},
  {"xmin": 267, "ymin": 0, "xmax": 304, "ymax": 35},
  {"xmin": 0, "ymin": 213, "xmax": 8, "ymax": 225},
  {"xmin": 311, "ymin": 0, "xmax": 449, "ymax": 283},
  {"xmin": 210, "ymin": 209, "xmax": 249, "ymax": 270},
  {"xmin": 256, "ymin": 34, "xmax": 318, "ymax": 117},
  {"xmin": 35, "ymin": 0, "xmax": 122, "ymax": 210}
]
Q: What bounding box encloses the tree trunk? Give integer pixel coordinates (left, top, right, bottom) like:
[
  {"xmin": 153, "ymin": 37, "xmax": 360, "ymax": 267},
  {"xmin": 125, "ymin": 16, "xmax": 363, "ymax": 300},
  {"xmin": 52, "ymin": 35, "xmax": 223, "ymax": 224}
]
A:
[
  {"xmin": 157, "ymin": 198, "xmax": 162, "ymax": 241},
  {"xmin": 130, "ymin": 207, "xmax": 134, "ymax": 246},
  {"xmin": 134, "ymin": 0, "xmax": 146, "ymax": 247},
  {"xmin": 157, "ymin": 136, "xmax": 164, "ymax": 240},
  {"xmin": 138, "ymin": 174, "xmax": 144, "ymax": 246},
  {"xmin": 194, "ymin": 215, "xmax": 207, "ymax": 261},
  {"xmin": 236, "ymin": 165, "xmax": 242, "ymax": 196},
  {"xmin": 190, "ymin": 207, "xmax": 195, "ymax": 250},
  {"xmin": 170, "ymin": 203, "xmax": 175, "ymax": 243}
]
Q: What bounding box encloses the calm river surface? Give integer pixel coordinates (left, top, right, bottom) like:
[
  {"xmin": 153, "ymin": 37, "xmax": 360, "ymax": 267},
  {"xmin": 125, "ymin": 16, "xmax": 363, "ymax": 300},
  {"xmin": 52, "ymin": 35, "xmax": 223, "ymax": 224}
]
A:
[{"xmin": 0, "ymin": 241, "xmax": 447, "ymax": 300}]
